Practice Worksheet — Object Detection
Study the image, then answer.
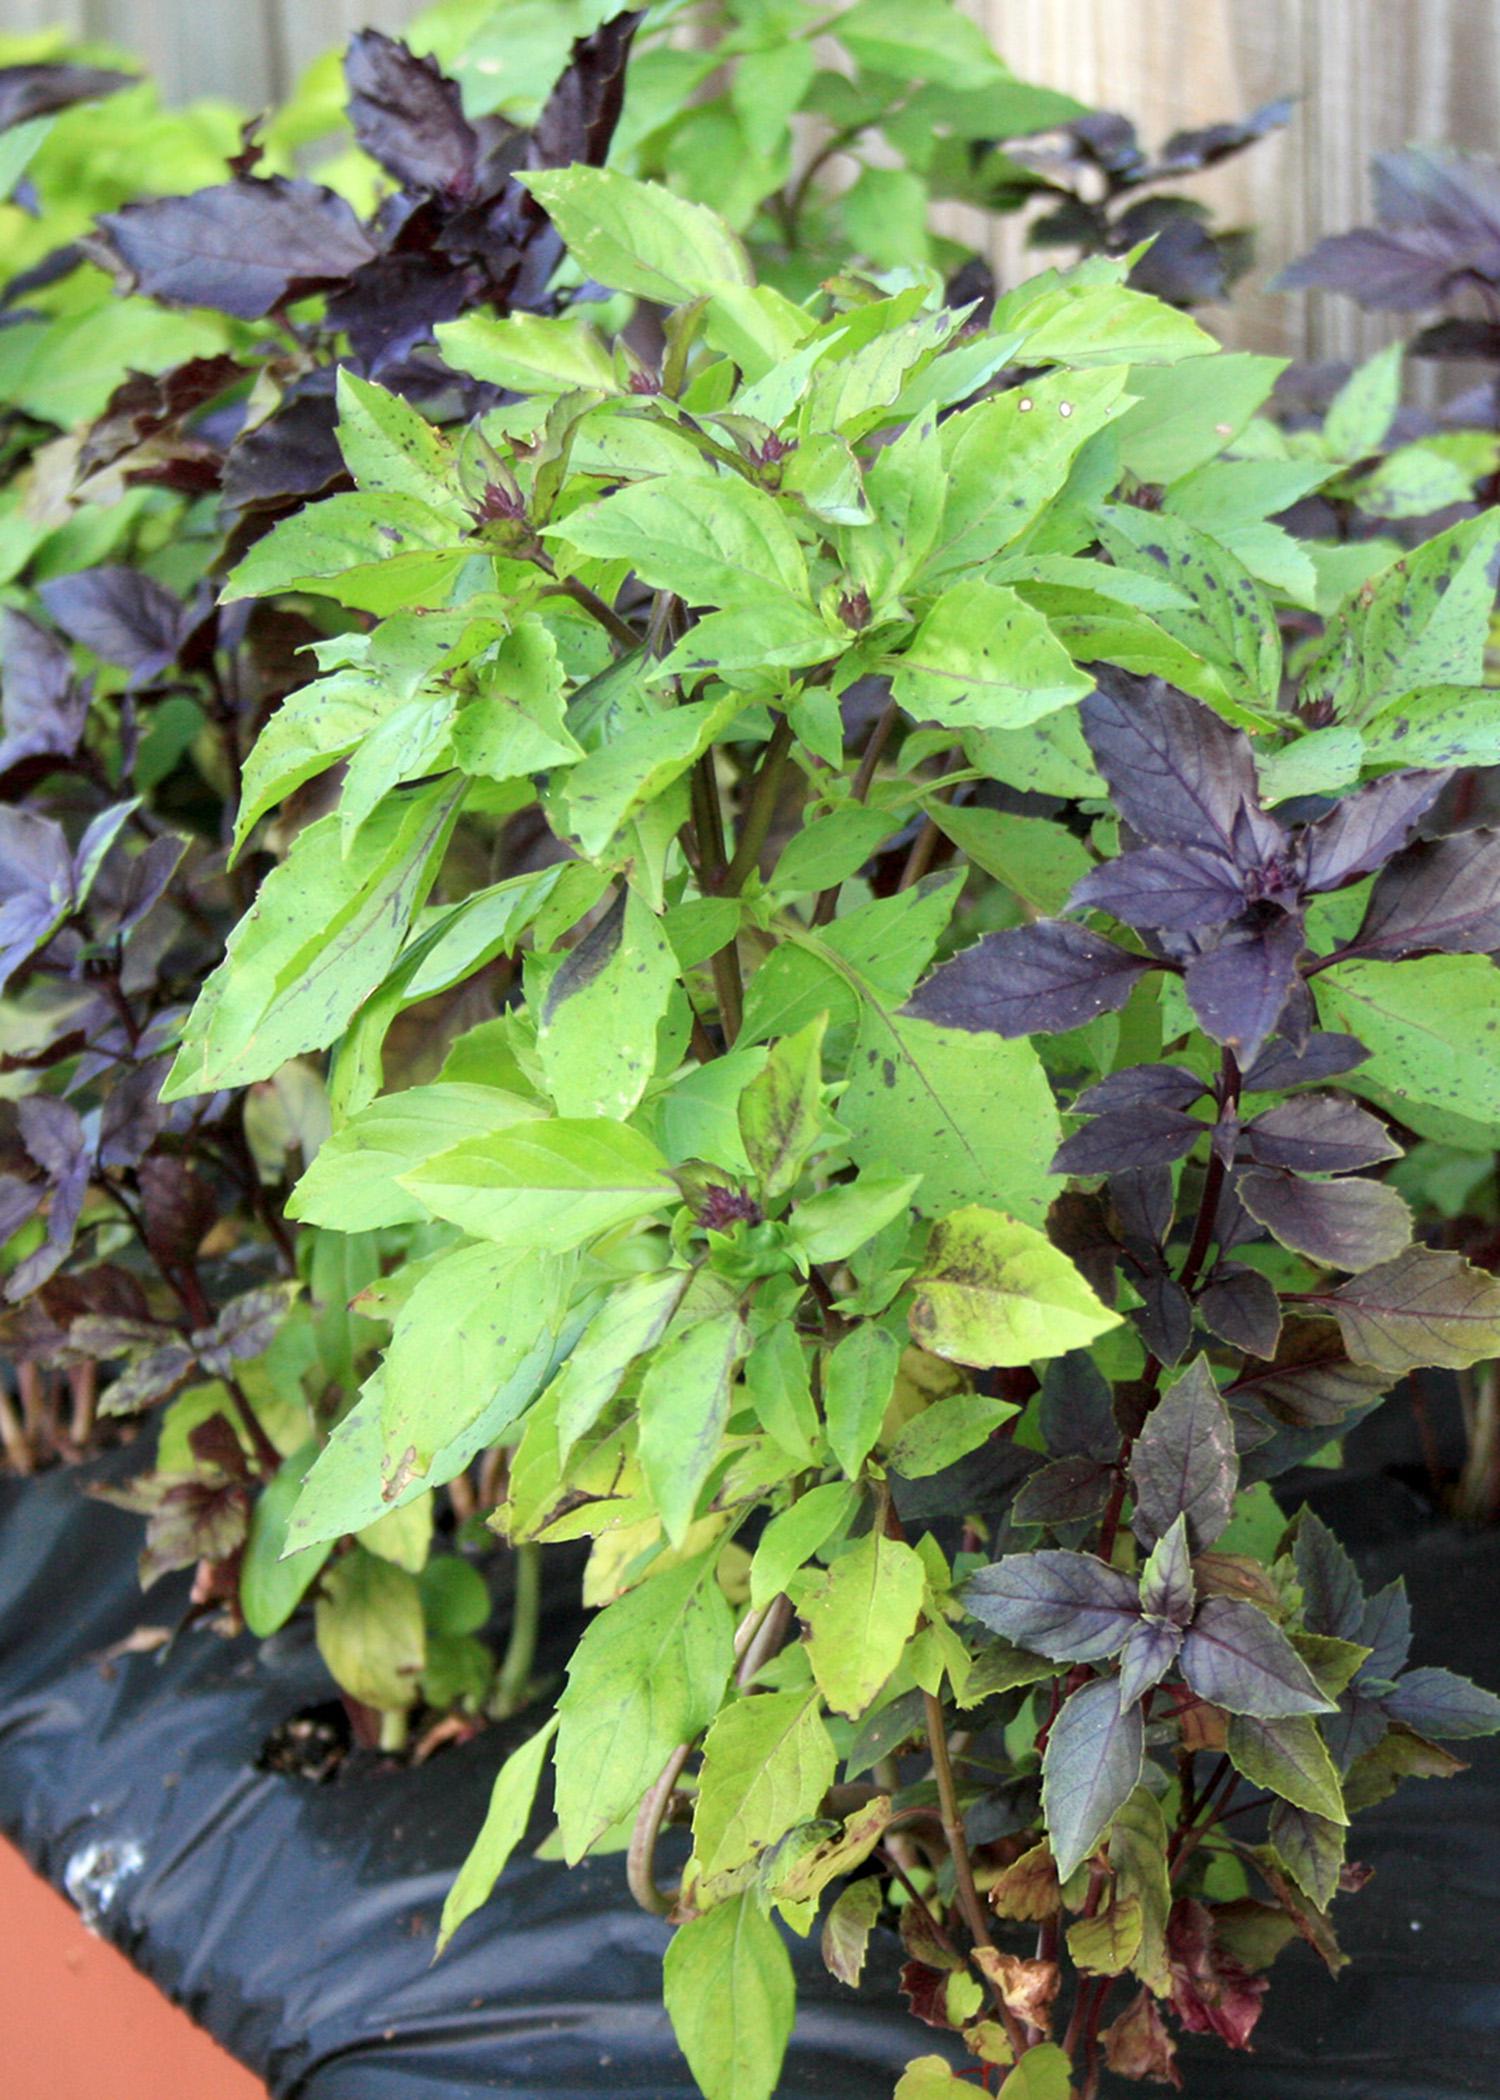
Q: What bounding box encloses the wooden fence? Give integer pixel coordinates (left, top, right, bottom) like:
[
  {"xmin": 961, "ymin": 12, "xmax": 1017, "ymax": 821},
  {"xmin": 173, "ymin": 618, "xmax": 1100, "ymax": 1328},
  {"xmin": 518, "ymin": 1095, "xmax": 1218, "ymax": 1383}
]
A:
[{"xmin": 7, "ymin": 0, "xmax": 1500, "ymax": 372}]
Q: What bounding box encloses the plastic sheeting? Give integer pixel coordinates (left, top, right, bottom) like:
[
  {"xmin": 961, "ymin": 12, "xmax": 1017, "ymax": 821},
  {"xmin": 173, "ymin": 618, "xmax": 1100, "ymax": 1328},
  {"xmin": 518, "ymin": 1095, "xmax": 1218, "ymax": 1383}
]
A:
[{"xmin": 1, "ymin": 1439, "xmax": 1497, "ymax": 2099}]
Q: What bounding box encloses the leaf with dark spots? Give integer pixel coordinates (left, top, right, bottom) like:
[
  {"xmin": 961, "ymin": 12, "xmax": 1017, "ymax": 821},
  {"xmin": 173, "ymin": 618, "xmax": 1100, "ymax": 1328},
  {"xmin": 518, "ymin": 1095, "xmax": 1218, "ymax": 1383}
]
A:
[
  {"xmin": 961, "ymin": 1549, "xmax": 1142, "ymax": 1662},
  {"xmin": 344, "ymin": 32, "xmax": 479, "ymax": 197},
  {"xmin": 99, "ymin": 178, "xmax": 377, "ymax": 320},
  {"xmin": 1244, "ymin": 1093, "xmax": 1401, "ymax": 1174},
  {"xmin": 1053, "ymin": 1102, "xmax": 1205, "ymax": 1176},
  {"xmin": 1013, "ymin": 1456, "xmax": 1114, "ymax": 1528},
  {"xmin": 1197, "ymin": 1264, "xmax": 1282, "ymax": 1359},
  {"xmin": 1315, "ymin": 1244, "xmax": 1500, "ymax": 1373},
  {"xmin": 1130, "ymin": 1355, "xmax": 1238, "ymax": 1551},
  {"xmin": 906, "ymin": 920, "xmax": 1156, "ymax": 1038},
  {"xmin": 1345, "ymin": 830, "xmax": 1500, "ymax": 960},
  {"xmin": 1301, "ymin": 770, "xmax": 1448, "ymax": 892},
  {"xmin": 1117, "ymin": 1615, "xmax": 1185, "ymax": 1708},
  {"xmin": 1069, "ymin": 842, "xmax": 1247, "ymax": 932},
  {"xmin": 1227, "ymin": 1322, "xmax": 1390, "ymax": 1432},
  {"xmin": 1241, "ymin": 1031, "xmax": 1369, "ymax": 1093},
  {"xmin": 1236, "ymin": 1168, "xmax": 1412, "ymax": 1272},
  {"xmin": 1079, "ymin": 673, "xmax": 1264, "ymax": 856},
  {"xmin": 1381, "ymin": 1666, "xmax": 1500, "ymax": 1739},
  {"xmin": 1180, "ymin": 1597, "xmax": 1337, "ymax": 1717},
  {"xmin": 1042, "ymin": 1676, "xmax": 1145, "ymax": 1880},
  {"xmin": 1183, "ymin": 907, "xmax": 1304, "ymax": 1065},
  {"xmin": 0, "ymin": 611, "xmax": 89, "ymax": 789},
  {"xmin": 541, "ymin": 886, "xmax": 626, "ymax": 1023},
  {"xmin": 1039, "ymin": 1351, "xmax": 1119, "ymax": 1463},
  {"xmin": 39, "ymin": 567, "xmax": 190, "ymax": 681},
  {"xmin": 1075, "ymin": 1063, "xmax": 1208, "ymax": 1115},
  {"xmin": 0, "ymin": 62, "xmax": 134, "ymax": 132}
]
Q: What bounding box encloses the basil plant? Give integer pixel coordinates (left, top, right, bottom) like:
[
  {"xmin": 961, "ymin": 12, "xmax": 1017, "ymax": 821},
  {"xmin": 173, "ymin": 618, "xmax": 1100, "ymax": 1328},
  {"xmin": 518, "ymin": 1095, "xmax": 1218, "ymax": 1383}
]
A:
[{"xmin": 141, "ymin": 160, "xmax": 1500, "ymax": 2099}]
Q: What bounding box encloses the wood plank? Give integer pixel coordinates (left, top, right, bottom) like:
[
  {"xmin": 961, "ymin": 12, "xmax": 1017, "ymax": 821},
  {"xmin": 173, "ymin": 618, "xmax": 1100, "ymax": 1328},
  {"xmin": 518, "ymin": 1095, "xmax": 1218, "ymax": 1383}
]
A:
[{"xmin": 960, "ymin": 0, "xmax": 1309, "ymax": 359}]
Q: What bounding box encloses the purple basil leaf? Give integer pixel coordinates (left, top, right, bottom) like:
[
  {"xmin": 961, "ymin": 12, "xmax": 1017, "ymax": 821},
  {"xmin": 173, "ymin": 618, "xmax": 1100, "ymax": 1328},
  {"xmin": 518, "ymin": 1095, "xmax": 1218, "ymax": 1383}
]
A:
[
  {"xmin": 0, "ymin": 610, "xmax": 89, "ymax": 788},
  {"xmin": 0, "ymin": 62, "xmax": 133, "ymax": 131},
  {"xmin": 1325, "ymin": 1691, "xmax": 1390, "ymax": 1774},
  {"xmin": 1244, "ymin": 1093, "xmax": 1401, "ymax": 1174},
  {"xmin": 38, "ymin": 567, "xmax": 189, "ymax": 681},
  {"xmin": 1183, "ymin": 908, "xmax": 1305, "ymax": 1066},
  {"xmin": 202, "ymin": 1280, "xmax": 300, "ymax": 1370},
  {"xmin": 1235, "ymin": 1167, "xmax": 1412, "ymax": 1272},
  {"xmin": 343, "ymin": 31, "xmax": 479, "ymax": 196},
  {"xmin": 1039, "ymin": 1352, "xmax": 1119, "ymax": 1463},
  {"xmin": 1267, "ymin": 1799, "xmax": 1344, "ymax": 1910},
  {"xmin": 1242, "ymin": 1031, "xmax": 1370, "ymax": 1093},
  {"xmin": 325, "ymin": 251, "xmax": 480, "ymax": 375},
  {"xmin": 1069, "ymin": 843, "xmax": 1247, "ymax": 932},
  {"xmin": 1197, "ymin": 1264, "xmax": 1283, "ymax": 1360},
  {"xmin": 905, "ymin": 921, "xmax": 1155, "ymax": 1038},
  {"xmin": 1041, "ymin": 1675, "xmax": 1145, "ymax": 1880},
  {"xmin": 1109, "ymin": 1166, "xmax": 1174, "ymax": 1254},
  {"xmin": 1382, "ymin": 1666, "xmax": 1500, "ymax": 1740},
  {"xmin": 221, "ymin": 375, "xmax": 344, "ymax": 515},
  {"xmin": 1228, "ymin": 1323, "xmax": 1390, "ymax": 1432},
  {"xmin": 1130, "ymin": 1355, "xmax": 1239, "ymax": 1552},
  {"xmin": 1079, "ymin": 675, "xmax": 1265, "ymax": 856},
  {"xmin": 1138, "ymin": 1513, "xmax": 1196, "ymax": 1626},
  {"xmin": 1276, "ymin": 227, "xmax": 1465, "ymax": 310},
  {"xmin": 73, "ymin": 801, "xmax": 139, "ymax": 905},
  {"xmin": 1134, "ymin": 1271, "xmax": 1193, "ymax": 1366},
  {"xmin": 1358, "ymin": 1580, "xmax": 1412, "ymax": 1682},
  {"xmin": 1293, "ymin": 1510, "xmax": 1366, "ymax": 1641},
  {"xmin": 1345, "ymin": 830, "xmax": 1500, "ymax": 960},
  {"xmin": 1181, "ymin": 1597, "xmax": 1337, "ymax": 1717},
  {"xmin": 1075, "ymin": 1064, "xmax": 1209, "ymax": 1115},
  {"xmin": 1412, "ymin": 316, "xmax": 1500, "ymax": 358},
  {"xmin": 530, "ymin": 11, "xmax": 641, "ymax": 173},
  {"xmin": 99, "ymin": 178, "xmax": 378, "ymax": 320},
  {"xmin": 110, "ymin": 833, "xmax": 187, "ymax": 939},
  {"xmin": 1013, "ymin": 1456, "xmax": 1114, "ymax": 1528},
  {"xmin": 1052, "ymin": 1103, "xmax": 1205, "ymax": 1176},
  {"xmin": 1301, "ymin": 771, "xmax": 1449, "ymax": 892},
  {"xmin": 96, "ymin": 1060, "xmax": 168, "ymax": 1170},
  {"xmin": 1117, "ymin": 1616, "xmax": 1185, "ymax": 1709},
  {"xmin": 8, "ymin": 1094, "xmax": 89, "ymax": 1301},
  {"xmin": 960, "ymin": 1549, "xmax": 1142, "ymax": 1662},
  {"xmin": 0, "ymin": 1174, "xmax": 44, "ymax": 1244},
  {"xmin": 0, "ymin": 806, "xmax": 74, "ymax": 990},
  {"xmin": 98, "ymin": 1341, "xmax": 199, "ymax": 1418},
  {"xmin": 1156, "ymin": 97, "xmax": 1293, "ymax": 174}
]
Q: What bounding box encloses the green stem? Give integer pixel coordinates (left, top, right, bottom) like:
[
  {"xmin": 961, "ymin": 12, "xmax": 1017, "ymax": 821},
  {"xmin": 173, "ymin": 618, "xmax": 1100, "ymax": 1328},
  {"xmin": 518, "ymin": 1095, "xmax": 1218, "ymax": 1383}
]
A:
[
  {"xmin": 493, "ymin": 1541, "xmax": 542, "ymax": 1716},
  {"xmin": 378, "ymin": 1707, "xmax": 410, "ymax": 1755}
]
